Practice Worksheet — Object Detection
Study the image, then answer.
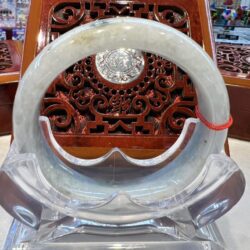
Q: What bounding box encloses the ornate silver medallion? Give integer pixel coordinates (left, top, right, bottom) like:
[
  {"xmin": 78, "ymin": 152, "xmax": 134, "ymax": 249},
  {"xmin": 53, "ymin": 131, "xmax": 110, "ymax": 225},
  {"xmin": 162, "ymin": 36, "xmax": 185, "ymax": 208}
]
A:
[{"xmin": 95, "ymin": 48, "xmax": 145, "ymax": 84}]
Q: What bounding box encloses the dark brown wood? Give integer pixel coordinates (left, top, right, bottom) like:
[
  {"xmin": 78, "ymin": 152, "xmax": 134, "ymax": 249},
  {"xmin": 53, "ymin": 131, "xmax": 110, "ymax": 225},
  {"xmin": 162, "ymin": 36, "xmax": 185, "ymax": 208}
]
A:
[
  {"xmin": 0, "ymin": 41, "xmax": 22, "ymax": 76},
  {"xmin": 217, "ymin": 44, "xmax": 250, "ymax": 82},
  {"xmin": 22, "ymin": 0, "xmax": 216, "ymax": 158},
  {"xmin": 227, "ymin": 84, "xmax": 250, "ymax": 141},
  {"xmin": 216, "ymin": 44, "xmax": 250, "ymax": 140},
  {"xmin": 0, "ymin": 104, "xmax": 14, "ymax": 135},
  {"xmin": 0, "ymin": 41, "xmax": 22, "ymax": 135},
  {"xmin": 0, "ymin": 83, "xmax": 18, "ymax": 135}
]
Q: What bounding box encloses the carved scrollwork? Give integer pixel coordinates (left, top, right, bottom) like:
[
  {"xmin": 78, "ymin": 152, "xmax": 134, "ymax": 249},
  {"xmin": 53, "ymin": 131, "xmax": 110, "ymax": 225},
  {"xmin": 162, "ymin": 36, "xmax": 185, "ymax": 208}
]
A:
[
  {"xmin": 0, "ymin": 42, "xmax": 13, "ymax": 71},
  {"xmin": 154, "ymin": 6, "xmax": 189, "ymax": 34},
  {"xmin": 148, "ymin": 89, "xmax": 170, "ymax": 112},
  {"xmin": 90, "ymin": 95, "xmax": 109, "ymax": 114},
  {"xmin": 43, "ymin": 0, "xmax": 196, "ymax": 138},
  {"xmin": 162, "ymin": 102, "xmax": 196, "ymax": 133},
  {"xmin": 42, "ymin": 97, "xmax": 81, "ymax": 133},
  {"xmin": 51, "ymin": 1, "xmax": 85, "ymax": 30},
  {"xmin": 217, "ymin": 44, "xmax": 250, "ymax": 77},
  {"xmin": 70, "ymin": 88, "xmax": 92, "ymax": 111},
  {"xmin": 50, "ymin": 1, "xmax": 190, "ymax": 36},
  {"xmin": 131, "ymin": 95, "xmax": 150, "ymax": 116}
]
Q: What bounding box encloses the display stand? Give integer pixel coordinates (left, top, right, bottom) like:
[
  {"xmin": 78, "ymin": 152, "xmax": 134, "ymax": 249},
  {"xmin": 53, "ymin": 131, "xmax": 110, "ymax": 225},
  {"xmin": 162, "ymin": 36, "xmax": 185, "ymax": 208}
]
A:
[
  {"xmin": 4, "ymin": 219, "xmax": 225, "ymax": 250},
  {"xmin": 0, "ymin": 119, "xmax": 244, "ymax": 250},
  {"xmin": 0, "ymin": 17, "xmax": 245, "ymax": 250}
]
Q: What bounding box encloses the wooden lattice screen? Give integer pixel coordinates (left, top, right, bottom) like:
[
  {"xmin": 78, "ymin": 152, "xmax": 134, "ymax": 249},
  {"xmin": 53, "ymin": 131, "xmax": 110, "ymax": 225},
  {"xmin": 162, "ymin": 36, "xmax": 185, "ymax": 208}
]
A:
[{"xmin": 21, "ymin": 0, "xmax": 215, "ymax": 158}]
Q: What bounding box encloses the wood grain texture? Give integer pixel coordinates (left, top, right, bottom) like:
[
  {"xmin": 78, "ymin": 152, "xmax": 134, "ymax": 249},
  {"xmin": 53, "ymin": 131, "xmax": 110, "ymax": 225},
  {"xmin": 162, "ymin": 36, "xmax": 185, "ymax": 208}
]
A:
[
  {"xmin": 227, "ymin": 85, "xmax": 250, "ymax": 141},
  {"xmin": 0, "ymin": 83, "xmax": 18, "ymax": 135}
]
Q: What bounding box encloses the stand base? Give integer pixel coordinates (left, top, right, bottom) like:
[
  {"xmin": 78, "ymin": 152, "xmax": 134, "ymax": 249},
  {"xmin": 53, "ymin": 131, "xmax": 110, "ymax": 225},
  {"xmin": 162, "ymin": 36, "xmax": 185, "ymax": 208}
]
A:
[{"xmin": 4, "ymin": 218, "xmax": 226, "ymax": 250}]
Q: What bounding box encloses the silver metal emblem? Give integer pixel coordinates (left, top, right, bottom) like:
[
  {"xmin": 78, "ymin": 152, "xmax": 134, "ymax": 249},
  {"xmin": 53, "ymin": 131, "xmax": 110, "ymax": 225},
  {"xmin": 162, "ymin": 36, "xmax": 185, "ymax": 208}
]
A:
[{"xmin": 95, "ymin": 48, "xmax": 145, "ymax": 84}]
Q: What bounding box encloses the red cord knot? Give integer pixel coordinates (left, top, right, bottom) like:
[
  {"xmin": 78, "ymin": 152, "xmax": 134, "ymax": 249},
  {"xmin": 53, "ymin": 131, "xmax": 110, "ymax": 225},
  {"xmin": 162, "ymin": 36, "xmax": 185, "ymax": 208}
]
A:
[{"xmin": 195, "ymin": 106, "xmax": 233, "ymax": 131}]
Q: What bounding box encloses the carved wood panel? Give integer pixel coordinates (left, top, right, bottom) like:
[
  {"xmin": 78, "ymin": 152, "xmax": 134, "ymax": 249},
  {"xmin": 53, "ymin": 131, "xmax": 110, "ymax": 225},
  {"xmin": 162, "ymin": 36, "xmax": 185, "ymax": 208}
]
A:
[
  {"xmin": 25, "ymin": 0, "xmax": 211, "ymax": 151},
  {"xmin": 0, "ymin": 41, "xmax": 22, "ymax": 75},
  {"xmin": 216, "ymin": 44, "xmax": 250, "ymax": 142},
  {"xmin": 216, "ymin": 44, "xmax": 250, "ymax": 79},
  {"xmin": 0, "ymin": 41, "xmax": 22, "ymax": 135},
  {"xmin": 0, "ymin": 42, "xmax": 13, "ymax": 72},
  {"xmin": 39, "ymin": 0, "xmax": 199, "ymax": 148}
]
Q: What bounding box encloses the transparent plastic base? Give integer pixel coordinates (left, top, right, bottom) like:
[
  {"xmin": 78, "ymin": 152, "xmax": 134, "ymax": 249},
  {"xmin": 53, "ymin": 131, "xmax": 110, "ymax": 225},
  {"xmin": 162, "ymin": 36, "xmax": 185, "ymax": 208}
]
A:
[
  {"xmin": 0, "ymin": 137, "xmax": 245, "ymax": 250},
  {"xmin": 4, "ymin": 217, "xmax": 225, "ymax": 250},
  {"xmin": 0, "ymin": 140, "xmax": 245, "ymax": 228}
]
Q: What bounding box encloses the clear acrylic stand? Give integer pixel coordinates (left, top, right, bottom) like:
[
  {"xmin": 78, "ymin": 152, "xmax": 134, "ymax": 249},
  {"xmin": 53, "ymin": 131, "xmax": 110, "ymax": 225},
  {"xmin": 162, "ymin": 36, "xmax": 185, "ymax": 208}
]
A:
[
  {"xmin": 4, "ymin": 218, "xmax": 225, "ymax": 250},
  {"xmin": 1, "ymin": 140, "xmax": 244, "ymax": 250}
]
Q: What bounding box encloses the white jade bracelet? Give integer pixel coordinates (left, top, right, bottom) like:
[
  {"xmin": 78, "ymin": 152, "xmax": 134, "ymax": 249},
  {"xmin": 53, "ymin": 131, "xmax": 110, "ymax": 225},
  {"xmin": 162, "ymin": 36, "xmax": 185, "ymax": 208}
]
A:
[{"xmin": 13, "ymin": 17, "xmax": 230, "ymax": 223}]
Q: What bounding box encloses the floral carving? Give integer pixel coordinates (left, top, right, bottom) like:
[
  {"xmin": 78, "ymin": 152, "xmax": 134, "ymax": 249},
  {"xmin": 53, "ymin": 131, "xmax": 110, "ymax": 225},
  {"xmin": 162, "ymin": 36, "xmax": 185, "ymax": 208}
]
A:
[{"xmin": 42, "ymin": 0, "xmax": 196, "ymax": 139}]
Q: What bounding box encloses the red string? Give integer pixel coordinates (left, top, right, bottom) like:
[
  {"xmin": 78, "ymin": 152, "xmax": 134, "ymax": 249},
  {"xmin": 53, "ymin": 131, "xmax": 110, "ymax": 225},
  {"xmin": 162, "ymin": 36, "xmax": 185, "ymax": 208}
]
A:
[{"xmin": 195, "ymin": 106, "xmax": 233, "ymax": 131}]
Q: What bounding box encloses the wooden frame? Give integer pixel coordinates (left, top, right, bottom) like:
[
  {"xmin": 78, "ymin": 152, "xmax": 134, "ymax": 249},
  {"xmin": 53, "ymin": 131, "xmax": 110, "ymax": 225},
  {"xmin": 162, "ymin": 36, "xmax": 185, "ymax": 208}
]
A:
[
  {"xmin": 0, "ymin": 40, "xmax": 22, "ymax": 85},
  {"xmin": 0, "ymin": 40, "xmax": 22, "ymax": 135},
  {"xmin": 215, "ymin": 38, "xmax": 250, "ymax": 141},
  {"xmin": 216, "ymin": 44, "xmax": 250, "ymax": 88}
]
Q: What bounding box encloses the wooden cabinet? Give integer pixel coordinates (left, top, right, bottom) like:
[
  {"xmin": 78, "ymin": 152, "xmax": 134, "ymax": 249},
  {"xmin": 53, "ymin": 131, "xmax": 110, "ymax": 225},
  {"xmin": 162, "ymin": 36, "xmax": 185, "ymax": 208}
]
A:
[
  {"xmin": 0, "ymin": 40, "xmax": 22, "ymax": 135},
  {"xmin": 216, "ymin": 44, "xmax": 250, "ymax": 140}
]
